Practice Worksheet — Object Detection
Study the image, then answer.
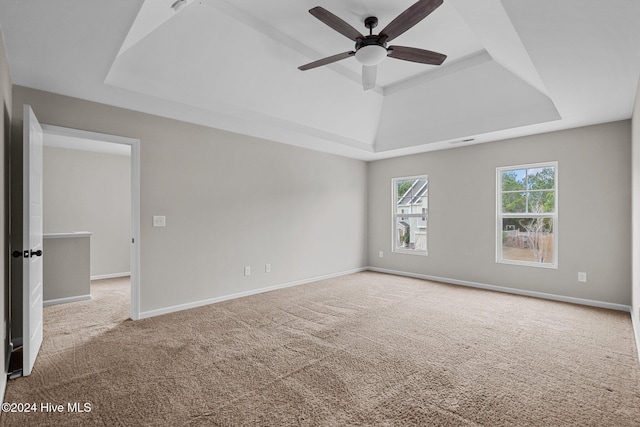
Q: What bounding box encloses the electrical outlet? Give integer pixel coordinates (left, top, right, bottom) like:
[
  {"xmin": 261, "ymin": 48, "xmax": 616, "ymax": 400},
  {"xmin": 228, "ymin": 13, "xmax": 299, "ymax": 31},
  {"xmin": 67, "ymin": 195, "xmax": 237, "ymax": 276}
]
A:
[
  {"xmin": 578, "ymin": 272, "xmax": 587, "ymax": 283},
  {"xmin": 244, "ymin": 266, "xmax": 251, "ymax": 276},
  {"xmin": 153, "ymin": 215, "xmax": 166, "ymax": 227},
  {"xmin": 265, "ymin": 264, "xmax": 271, "ymax": 273},
  {"xmin": 379, "ymin": 251, "xmax": 384, "ymax": 258}
]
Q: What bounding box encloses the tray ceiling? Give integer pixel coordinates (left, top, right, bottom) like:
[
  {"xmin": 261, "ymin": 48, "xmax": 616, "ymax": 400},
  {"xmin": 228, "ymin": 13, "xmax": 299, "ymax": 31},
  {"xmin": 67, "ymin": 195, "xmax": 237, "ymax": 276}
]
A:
[{"xmin": 1, "ymin": 0, "xmax": 639, "ymax": 160}]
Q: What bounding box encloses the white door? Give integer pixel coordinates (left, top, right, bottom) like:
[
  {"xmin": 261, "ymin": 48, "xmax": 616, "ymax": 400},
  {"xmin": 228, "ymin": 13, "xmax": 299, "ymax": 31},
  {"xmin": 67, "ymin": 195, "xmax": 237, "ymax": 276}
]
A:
[{"xmin": 22, "ymin": 105, "xmax": 44, "ymax": 376}]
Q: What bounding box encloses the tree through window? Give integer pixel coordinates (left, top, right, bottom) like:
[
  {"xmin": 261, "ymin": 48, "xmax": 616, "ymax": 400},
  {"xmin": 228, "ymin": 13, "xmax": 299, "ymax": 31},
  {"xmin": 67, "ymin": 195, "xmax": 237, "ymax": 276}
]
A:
[{"xmin": 497, "ymin": 163, "xmax": 557, "ymax": 267}]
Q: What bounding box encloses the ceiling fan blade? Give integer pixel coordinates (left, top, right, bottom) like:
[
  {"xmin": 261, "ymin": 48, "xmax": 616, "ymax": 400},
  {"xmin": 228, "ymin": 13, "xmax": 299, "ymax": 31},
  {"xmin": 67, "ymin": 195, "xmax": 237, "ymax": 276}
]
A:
[
  {"xmin": 362, "ymin": 65, "xmax": 377, "ymax": 91},
  {"xmin": 298, "ymin": 51, "xmax": 355, "ymax": 71},
  {"xmin": 309, "ymin": 7, "xmax": 365, "ymax": 42},
  {"xmin": 379, "ymin": 0, "xmax": 443, "ymax": 43},
  {"xmin": 387, "ymin": 46, "xmax": 446, "ymax": 65}
]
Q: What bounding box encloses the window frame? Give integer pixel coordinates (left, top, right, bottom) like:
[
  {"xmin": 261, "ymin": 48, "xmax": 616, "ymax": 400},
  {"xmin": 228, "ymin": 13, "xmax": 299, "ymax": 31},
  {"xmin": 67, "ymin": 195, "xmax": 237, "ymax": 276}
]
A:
[
  {"xmin": 391, "ymin": 175, "xmax": 428, "ymax": 256},
  {"xmin": 496, "ymin": 162, "xmax": 558, "ymax": 268}
]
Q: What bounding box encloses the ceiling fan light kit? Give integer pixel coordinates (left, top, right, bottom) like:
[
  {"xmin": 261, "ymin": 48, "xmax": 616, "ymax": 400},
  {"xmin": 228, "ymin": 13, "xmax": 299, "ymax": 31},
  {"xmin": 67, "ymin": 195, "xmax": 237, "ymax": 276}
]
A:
[
  {"xmin": 298, "ymin": 0, "xmax": 447, "ymax": 91},
  {"xmin": 355, "ymin": 44, "xmax": 387, "ymax": 66}
]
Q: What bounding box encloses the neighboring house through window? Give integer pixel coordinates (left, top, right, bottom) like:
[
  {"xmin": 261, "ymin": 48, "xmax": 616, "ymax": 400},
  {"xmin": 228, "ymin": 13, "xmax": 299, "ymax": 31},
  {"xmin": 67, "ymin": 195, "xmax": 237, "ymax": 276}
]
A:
[
  {"xmin": 497, "ymin": 162, "xmax": 558, "ymax": 268},
  {"xmin": 393, "ymin": 176, "xmax": 428, "ymax": 255}
]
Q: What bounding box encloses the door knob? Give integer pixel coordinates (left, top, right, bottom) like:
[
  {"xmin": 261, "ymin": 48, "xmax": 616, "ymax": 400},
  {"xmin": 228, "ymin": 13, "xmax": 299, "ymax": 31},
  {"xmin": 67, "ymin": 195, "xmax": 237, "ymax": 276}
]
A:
[{"xmin": 30, "ymin": 249, "xmax": 42, "ymax": 257}]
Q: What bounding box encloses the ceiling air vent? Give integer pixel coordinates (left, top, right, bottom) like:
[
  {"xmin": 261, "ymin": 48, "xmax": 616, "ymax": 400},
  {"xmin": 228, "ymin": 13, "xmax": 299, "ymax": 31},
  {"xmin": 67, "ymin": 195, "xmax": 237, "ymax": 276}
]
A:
[{"xmin": 449, "ymin": 138, "xmax": 475, "ymax": 145}]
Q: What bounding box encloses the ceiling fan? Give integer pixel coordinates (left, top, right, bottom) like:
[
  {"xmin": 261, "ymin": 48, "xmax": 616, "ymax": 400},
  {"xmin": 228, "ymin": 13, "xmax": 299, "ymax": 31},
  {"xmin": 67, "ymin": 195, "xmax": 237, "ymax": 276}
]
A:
[{"xmin": 298, "ymin": 0, "xmax": 447, "ymax": 91}]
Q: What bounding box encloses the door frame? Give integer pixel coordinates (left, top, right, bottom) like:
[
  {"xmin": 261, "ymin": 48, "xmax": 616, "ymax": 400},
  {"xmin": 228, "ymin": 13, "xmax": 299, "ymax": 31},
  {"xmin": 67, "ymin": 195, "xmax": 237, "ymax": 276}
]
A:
[{"xmin": 40, "ymin": 124, "xmax": 141, "ymax": 320}]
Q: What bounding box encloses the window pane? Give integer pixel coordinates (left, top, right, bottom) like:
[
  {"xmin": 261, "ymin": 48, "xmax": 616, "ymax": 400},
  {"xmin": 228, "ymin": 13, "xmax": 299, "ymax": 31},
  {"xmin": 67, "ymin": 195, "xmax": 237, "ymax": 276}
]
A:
[
  {"xmin": 502, "ymin": 169, "xmax": 526, "ymax": 191},
  {"xmin": 527, "ymin": 167, "xmax": 555, "ymax": 190},
  {"xmin": 528, "ymin": 190, "xmax": 555, "ymax": 213},
  {"xmin": 396, "ymin": 179, "xmax": 414, "ymax": 203},
  {"xmin": 502, "ymin": 192, "xmax": 526, "ymax": 213},
  {"xmin": 395, "ymin": 215, "xmax": 427, "ymax": 252},
  {"xmin": 501, "ymin": 217, "xmax": 554, "ymax": 264},
  {"xmin": 411, "ymin": 196, "xmax": 427, "ymax": 212},
  {"xmin": 394, "ymin": 176, "xmax": 428, "ymax": 254}
]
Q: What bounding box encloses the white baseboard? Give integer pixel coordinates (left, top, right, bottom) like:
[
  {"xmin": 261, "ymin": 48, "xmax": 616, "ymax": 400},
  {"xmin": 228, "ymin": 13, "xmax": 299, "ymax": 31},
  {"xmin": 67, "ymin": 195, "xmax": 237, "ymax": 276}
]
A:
[
  {"xmin": 367, "ymin": 267, "xmax": 632, "ymax": 312},
  {"xmin": 0, "ymin": 373, "xmax": 5, "ymax": 404},
  {"xmin": 44, "ymin": 294, "xmax": 91, "ymax": 307},
  {"xmin": 91, "ymin": 272, "xmax": 131, "ymax": 281},
  {"xmin": 139, "ymin": 267, "xmax": 367, "ymax": 320},
  {"xmin": 631, "ymin": 311, "xmax": 640, "ymax": 365}
]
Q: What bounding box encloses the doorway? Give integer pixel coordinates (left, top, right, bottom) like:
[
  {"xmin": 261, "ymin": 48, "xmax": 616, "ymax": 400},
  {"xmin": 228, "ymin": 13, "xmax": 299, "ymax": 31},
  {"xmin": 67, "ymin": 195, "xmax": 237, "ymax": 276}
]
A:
[{"xmin": 40, "ymin": 125, "xmax": 140, "ymax": 320}]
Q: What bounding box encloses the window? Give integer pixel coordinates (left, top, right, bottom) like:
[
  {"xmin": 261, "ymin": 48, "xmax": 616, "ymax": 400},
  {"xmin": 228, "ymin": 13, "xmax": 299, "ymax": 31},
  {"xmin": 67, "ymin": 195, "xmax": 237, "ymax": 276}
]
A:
[
  {"xmin": 497, "ymin": 162, "xmax": 557, "ymax": 268},
  {"xmin": 393, "ymin": 176, "xmax": 428, "ymax": 255}
]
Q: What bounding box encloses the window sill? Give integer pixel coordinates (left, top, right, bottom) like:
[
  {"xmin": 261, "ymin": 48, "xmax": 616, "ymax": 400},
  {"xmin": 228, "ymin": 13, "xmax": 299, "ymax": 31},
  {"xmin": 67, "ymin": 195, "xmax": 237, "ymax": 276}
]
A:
[
  {"xmin": 393, "ymin": 249, "xmax": 428, "ymax": 257},
  {"xmin": 497, "ymin": 259, "xmax": 557, "ymax": 269}
]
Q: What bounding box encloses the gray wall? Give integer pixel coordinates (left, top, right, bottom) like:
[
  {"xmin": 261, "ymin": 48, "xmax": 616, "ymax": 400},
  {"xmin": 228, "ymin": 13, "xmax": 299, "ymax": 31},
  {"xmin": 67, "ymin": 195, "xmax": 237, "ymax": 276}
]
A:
[
  {"xmin": 369, "ymin": 121, "xmax": 632, "ymax": 306},
  {"xmin": 1, "ymin": 25, "xmax": 11, "ymax": 392},
  {"xmin": 44, "ymin": 146, "xmax": 130, "ymax": 277},
  {"xmin": 12, "ymin": 86, "xmax": 368, "ymax": 315},
  {"xmin": 632, "ymin": 77, "xmax": 640, "ymax": 332},
  {"xmin": 43, "ymin": 235, "xmax": 90, "ymax": 302}
]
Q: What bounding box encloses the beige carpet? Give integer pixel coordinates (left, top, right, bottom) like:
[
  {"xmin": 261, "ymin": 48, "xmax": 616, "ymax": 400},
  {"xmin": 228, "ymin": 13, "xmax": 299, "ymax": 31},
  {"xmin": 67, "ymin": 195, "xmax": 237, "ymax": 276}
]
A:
[{"xmin": 1, "ymin": 272, "xmax": 639, "ymax": 426}]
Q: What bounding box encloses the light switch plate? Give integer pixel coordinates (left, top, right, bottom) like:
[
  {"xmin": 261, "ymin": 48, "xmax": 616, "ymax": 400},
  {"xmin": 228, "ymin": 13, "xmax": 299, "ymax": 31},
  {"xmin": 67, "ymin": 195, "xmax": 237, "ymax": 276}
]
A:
[{"xmin": 153, "ymin": 216, "xmax": 166, "ymax": 227}]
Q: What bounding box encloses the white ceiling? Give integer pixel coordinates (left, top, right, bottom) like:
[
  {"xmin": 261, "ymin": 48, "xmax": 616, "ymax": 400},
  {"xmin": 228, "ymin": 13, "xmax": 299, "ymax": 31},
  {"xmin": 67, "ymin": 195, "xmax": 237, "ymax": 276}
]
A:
[{"xmin": 1, "ymin": 0, "xmax": 639, "ymax": 160}]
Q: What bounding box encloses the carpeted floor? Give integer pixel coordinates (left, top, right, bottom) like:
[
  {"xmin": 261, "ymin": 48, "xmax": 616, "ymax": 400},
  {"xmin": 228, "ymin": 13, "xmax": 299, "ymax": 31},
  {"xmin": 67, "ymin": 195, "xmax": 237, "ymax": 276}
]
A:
[{"xmin": 1, "ymin": 272, "xmax": 639, "ymax": 426}]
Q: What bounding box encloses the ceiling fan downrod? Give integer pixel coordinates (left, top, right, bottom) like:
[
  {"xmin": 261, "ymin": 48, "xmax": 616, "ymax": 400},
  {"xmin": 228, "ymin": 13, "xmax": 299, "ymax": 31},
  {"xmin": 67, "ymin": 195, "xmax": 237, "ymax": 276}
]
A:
[{"xmin": 364, "ymin": 16, "xmax": 378, "ymax": 36}]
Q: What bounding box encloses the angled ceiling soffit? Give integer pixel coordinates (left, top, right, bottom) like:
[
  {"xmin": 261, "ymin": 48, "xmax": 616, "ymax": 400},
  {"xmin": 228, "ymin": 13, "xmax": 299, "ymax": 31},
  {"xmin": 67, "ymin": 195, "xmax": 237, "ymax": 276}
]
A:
[
  {"xmin": 449, "ymin": 0, "xmax": 550, "ymax": 97},
  {"xmin": 374, "ymin": 56, "xmax": 560, "ymax": 152}
]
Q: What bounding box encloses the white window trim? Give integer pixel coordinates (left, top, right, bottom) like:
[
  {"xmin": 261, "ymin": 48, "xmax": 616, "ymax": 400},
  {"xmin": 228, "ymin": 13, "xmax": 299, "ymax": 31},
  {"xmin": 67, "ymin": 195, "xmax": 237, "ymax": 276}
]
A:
[
  {"xmin": 496, "ymin": 162, "xmax": 558, "ymax": 269},
  {"xmin": 392, "ymin": 175, "xmax": 428, "ymax": 256}
]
